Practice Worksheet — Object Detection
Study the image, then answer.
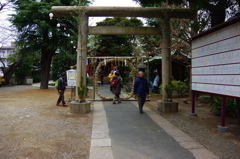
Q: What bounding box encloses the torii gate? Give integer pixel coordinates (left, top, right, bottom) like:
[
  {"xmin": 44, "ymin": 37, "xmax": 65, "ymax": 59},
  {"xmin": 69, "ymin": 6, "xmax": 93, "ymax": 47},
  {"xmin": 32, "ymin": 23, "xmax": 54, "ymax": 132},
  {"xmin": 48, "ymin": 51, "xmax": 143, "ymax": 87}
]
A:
[{"xmin": 51, "ymin": 6, "xmax": 195, "ymax": 113}]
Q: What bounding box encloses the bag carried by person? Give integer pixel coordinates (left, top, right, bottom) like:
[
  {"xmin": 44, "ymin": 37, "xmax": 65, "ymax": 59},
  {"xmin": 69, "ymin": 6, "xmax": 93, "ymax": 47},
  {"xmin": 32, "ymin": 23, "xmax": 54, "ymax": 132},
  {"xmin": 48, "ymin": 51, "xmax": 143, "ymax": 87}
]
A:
[
  {"xmin": 111, "ymin": 77, "xmax": 119, "ymax": 88},
  {"xmin": 111, "ymin": 79, "xmax": 117, "ymax": 88}
]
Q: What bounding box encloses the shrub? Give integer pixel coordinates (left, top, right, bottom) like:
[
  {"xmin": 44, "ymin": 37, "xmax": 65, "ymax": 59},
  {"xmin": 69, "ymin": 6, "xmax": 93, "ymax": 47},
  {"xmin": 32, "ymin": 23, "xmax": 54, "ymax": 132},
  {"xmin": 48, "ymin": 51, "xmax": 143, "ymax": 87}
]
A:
[
  {"xmin": 164, "ymin": 76, "xmax": 175, "ymax": 101},
  {"xmin": 32, "ymin": 76, "xmax": 41, "ymax": 83},
  {"xmin": 172, "ymin": 78, "xmax": 190, "ymax": 97},
  {"xmin": 159, "ymin": 78, "xmax": 190, "ymax": 97},
  {"xmin": 210, "ymin": 97, "xmax": 238, "ymax": 118},
  {"xmin": 159, "ymin": 84, "xmax": 162, "ymax": 94}
]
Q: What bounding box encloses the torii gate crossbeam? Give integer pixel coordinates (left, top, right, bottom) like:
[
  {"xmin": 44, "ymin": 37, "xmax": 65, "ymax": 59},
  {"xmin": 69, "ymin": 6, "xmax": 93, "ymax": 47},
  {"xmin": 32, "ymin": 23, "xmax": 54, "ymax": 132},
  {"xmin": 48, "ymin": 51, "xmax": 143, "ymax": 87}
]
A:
[{"xmin": 51, "ymin": 6, "xmax": 194, "ymax": 19}]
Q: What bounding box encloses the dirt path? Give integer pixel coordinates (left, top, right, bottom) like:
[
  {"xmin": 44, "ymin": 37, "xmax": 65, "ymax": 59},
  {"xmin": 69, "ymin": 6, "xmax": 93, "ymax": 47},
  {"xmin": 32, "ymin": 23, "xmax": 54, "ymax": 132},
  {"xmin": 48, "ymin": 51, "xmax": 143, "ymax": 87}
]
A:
[
  {"xmin": 147, "ymin": 96, "xmax": 240, "ymax": 159},
  {"xmin": 0, "ymin": 86, "xmax": 93, "ymax": 159}
]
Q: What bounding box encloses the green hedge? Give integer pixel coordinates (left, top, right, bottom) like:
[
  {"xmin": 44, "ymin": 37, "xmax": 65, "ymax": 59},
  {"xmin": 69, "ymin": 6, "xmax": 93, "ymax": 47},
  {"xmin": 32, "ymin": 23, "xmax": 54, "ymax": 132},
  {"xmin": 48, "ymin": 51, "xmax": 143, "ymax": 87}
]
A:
[{"xmin": 32, "ymin": 76, "xmax": 41, "ymax": 83}]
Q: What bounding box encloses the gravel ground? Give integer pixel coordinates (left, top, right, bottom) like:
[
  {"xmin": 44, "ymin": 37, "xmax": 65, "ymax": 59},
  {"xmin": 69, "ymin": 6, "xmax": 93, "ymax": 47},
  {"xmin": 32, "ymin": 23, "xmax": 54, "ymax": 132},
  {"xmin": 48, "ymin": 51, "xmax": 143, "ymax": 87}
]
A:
[
  {"xmin": 161, "ymin": 113, "xmax": 240, "ymax": 159},
  {"xmin": 147, "ymin": 97, "xmax": 240, "ymax": 159},
  {"xmin": 0, "ymin": 85, "xmax": 93, "ymax": 159}
]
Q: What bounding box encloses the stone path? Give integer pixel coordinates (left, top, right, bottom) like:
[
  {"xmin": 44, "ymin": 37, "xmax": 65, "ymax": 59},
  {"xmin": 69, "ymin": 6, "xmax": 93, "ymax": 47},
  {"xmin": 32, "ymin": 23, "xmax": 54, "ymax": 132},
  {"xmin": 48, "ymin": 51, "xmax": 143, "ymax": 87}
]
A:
[
  {"xmin": 89, "ymin": 101, "xmax": 219, "ymax": 159},
  {"xmin": 89, "ymin": 102, "xmax": 114, "ymax": 159},
  {"xmin": 94, "ymin": 84, "xmax": 130, "ymax": 100}
]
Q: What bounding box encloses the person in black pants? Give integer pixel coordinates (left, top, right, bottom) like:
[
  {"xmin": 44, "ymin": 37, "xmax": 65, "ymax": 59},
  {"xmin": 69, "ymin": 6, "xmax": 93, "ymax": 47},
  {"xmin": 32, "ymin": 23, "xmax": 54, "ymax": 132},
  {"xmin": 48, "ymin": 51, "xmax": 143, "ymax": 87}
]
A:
[
  {"xmin": 134, "ymin": 71, "xmax": 149, "ymax": 114},
  {"xmin": 56, "ymin": 72, "xmax": 68, "ymax": 107}
]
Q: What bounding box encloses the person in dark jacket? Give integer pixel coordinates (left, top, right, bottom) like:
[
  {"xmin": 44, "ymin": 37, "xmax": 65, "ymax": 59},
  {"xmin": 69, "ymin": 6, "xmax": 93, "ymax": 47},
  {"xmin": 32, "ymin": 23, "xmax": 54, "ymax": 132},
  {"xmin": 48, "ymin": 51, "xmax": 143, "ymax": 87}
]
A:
[
  {"xmin": 134, "ymin": 71, "xmax": 149, "ymax": 114},
  {"xmin": 111, "ymin": 72, "xmax": 123, "ymax": 104},
  {"xmin": 57, "ymin": 72, "xmax": 68, "ymax": 107}
]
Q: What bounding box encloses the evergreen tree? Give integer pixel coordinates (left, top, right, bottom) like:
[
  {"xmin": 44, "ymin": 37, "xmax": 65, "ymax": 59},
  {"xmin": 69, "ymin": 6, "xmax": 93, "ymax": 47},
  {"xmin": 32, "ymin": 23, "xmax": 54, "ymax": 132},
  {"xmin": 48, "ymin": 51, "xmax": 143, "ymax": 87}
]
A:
[
  {"xmin": 51, "ymin": 50, "xmax": 77, "ymax": 81},
  {"xmin": 9, "ymin": 0, "xmax": 91, "ymax": 89},
  {"xmin": 90, "ymin": 17, "xmax": 143, "ymax": 56},
  {"xmin": 133, "ymin": 0, "xmax": 240, "ymax": 27}
]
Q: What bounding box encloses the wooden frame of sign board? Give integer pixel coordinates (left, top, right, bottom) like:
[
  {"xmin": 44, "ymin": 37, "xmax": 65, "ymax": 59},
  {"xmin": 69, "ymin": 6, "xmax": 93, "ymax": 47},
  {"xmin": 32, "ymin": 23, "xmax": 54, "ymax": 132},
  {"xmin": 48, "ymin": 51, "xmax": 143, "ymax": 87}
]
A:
[{"xmin": 190, "ymin": 16, "xmax": 240, "ymax": 132}]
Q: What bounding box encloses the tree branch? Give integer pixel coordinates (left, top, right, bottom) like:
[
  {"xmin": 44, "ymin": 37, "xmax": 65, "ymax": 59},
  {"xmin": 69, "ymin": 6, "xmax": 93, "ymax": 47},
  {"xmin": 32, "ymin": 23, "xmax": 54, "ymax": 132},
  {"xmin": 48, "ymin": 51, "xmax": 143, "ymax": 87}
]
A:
[
  {"xmin": 0, "ymin": 58, "xmax": 6, "ymax": 69},
  {"xmin": 0, "ymin": 2, "xmax": 9, "ymax": 12}
]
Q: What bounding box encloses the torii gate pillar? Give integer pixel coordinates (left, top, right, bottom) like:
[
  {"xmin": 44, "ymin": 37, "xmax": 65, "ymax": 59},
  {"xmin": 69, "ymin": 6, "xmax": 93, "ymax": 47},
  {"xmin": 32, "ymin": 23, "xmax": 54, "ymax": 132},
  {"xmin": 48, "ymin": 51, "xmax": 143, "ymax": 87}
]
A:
[
  {"xmin": 76, "ymin": 14, "xmax": 88, "ymax": 102},
  {"xmin": 161, "ymin": 17, "xmax": 170, "ymax": 101},
  {"xmin": 70, "ymin": 14, "xmax": 90, "ymax": 114}
]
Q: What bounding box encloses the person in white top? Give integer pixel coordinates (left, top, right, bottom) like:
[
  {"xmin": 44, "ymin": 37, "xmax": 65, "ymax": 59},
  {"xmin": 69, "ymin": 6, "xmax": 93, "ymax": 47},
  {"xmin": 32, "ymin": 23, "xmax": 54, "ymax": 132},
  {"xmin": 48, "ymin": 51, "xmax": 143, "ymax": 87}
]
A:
[{"xmin": 153, "ymin": 74, "xmax": 160, "ymax": 94}]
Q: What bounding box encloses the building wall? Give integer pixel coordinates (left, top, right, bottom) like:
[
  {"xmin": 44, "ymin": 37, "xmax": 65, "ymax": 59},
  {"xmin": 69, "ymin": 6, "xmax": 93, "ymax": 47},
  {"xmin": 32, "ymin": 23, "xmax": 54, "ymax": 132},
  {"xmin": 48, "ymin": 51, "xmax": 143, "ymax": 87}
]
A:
[{"xmin": 0, "ymin": 42, "xmax": 16, "ymax": 67}]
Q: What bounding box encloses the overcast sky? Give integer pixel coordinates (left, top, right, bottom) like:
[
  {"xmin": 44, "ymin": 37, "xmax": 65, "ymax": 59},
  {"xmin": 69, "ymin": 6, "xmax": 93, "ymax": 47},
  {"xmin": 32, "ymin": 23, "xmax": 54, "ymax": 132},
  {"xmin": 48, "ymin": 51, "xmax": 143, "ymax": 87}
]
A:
[
  {"xmin": 0, "ymin": 0, "xmax": 142, "ymax": 46},
  {"xmin": 89, "ymin": 0, "xmax": 141, "ymax": 26}
]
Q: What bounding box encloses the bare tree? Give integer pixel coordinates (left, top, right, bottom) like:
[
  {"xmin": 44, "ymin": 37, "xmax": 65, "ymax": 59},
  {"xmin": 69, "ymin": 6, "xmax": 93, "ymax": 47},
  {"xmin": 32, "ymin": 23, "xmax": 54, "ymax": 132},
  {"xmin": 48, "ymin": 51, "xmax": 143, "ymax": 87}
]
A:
[
  {"xmin": 0, "ymin": 1, "xmax": 9, "ymax": 11},
  {"xmin": 0, "ymin": 1, "xmax": 23, "ymax": 85}
]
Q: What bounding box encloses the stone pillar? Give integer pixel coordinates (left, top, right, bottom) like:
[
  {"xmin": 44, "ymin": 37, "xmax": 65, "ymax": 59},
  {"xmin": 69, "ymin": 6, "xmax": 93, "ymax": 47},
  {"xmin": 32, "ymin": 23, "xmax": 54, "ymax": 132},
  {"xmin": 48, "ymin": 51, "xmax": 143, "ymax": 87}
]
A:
[
  {"xmin": 76, "ymin": 14, "xmax": 88, "ymax": 102},
  {"xmin": 161, "ymin": 17, "xmax": 170, "ymax": 101}
]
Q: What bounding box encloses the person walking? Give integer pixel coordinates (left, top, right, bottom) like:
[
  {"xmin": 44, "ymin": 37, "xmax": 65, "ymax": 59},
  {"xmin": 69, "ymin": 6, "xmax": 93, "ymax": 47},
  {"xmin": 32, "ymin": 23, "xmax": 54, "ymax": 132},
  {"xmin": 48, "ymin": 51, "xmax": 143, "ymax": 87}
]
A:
[
  {"xmin": 56, "ymin": 72, "xmax": 68, "ymax": 107},
  {"xmin": 108, "ymin": 70, "xmax": 115, "ymax": 91},
  {"xmin": 153, "ymin": 73, "xmax": 160, "ymax": 94},
  {"xmin": 111, "ymin": 72, "xmax": 123, "ymax": 104},
  {"xmin": 108, "ymin": 70, "xmax": 115, "ymax": 82},
  {"xmin": 150, "ymin": 74, "xmax": 156, "ymax": 92},
  {"xmin": 134, "ymin": 71, "xmax": 149, "ymax": 114}
]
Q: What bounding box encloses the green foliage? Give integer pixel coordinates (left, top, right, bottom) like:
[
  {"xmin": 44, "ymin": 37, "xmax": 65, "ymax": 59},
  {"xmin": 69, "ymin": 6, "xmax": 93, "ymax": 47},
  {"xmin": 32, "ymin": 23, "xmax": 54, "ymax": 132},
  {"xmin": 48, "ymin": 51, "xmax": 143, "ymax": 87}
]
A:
[
  {"xmin": 89, "ymin": 17, "xmax": 143, "ymax": 56},
  {"xmin": 32, "ymin": 76, "xmax": 41, "ymax": 83},
  {"xmin": 14, "ymin": 57, "xmax": 34, "ymax": 84},
  {"xmin": 133, "ymin": 0, "xmax": 240, "ymax": 28},
  {"xmin": 77, "ymin": 76, "xmax": 85, "ymax": 100},
  {"xmin": 172, "ymin": 78, "xmax": 190, "ymax": 97},
  {"xmin": 9, "ymin": 0, "xmax": 80, "ymax": 56},
  {"xmin": 9, "ymin": 0, "xmax": 92, "ymax": 88},
  {"xmin": 7, "ymin": 50, "xmax": 21, "ymax": 64},
  {"xmin": 51, "ymin": 50, "xmax": 77, "ymax": 81},
  {"xmin": 117, "ymin": 65, "xmax": 130, "ymax": 84},
  {"xmin": 159, "ymin": 78, "xmax": 190, "ymax": 97},
  {"xmin": 139, "ymin": 13, "xmax": 192, "ymax": 57},
  {"xmin": 164, "ymin": 76, "xmax": 175, "ymax": 101},
  {"xmin": 139, "ymin": 34, "xmax": 162, "ymax": 56},
  {"xmin": 159, "ymin": 84, "xmax": 163, "ymax": 94},
  {"xmin": 210, "ymin": 97, "xmax": 238, "ymax": 118}
]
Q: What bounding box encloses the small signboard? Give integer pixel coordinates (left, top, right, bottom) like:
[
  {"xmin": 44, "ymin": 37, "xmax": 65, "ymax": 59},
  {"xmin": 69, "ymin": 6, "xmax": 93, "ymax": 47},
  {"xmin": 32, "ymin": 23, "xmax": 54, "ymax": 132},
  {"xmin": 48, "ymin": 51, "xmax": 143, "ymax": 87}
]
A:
[
  {"xmin": 67, "ymin": 69, "xmax": 76, "ymax": 86},
  {"xmin": 191, "ymin": 20, "xmax": 240, "ymax": 98}
]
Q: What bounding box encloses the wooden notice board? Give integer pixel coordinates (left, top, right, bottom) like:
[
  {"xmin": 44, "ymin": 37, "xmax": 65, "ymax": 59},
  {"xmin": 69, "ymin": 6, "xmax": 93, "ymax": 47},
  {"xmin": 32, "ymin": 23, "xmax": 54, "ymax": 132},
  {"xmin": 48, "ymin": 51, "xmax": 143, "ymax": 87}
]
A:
[{"xmin": 191, "ymin": 20, "xmax": 240, "ymax": 98}]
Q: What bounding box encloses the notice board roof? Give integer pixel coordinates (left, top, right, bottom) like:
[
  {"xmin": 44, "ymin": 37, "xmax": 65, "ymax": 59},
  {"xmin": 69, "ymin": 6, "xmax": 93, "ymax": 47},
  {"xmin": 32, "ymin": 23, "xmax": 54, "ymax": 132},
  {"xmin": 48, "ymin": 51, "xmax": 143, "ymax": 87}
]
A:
[{"xmin": 192, "ymin": 16, "xmax": 240, "ymax": 41}]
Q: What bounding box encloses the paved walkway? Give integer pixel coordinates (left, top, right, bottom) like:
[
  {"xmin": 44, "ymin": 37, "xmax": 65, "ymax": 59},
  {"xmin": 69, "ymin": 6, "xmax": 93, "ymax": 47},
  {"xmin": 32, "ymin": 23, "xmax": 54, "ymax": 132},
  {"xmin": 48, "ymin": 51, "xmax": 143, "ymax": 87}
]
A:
[
  {"xmin": 89, "ymin": 101, "xmax": 219, "ymax": 158},
  {"xmin": 93, "ymin": 84, "xmax": 130, "ymax": 100}
]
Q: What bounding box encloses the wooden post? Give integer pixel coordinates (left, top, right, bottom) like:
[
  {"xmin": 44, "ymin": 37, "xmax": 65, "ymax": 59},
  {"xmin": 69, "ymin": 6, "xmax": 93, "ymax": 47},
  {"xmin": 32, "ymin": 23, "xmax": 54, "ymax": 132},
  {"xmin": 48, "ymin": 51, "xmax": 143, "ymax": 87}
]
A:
[
  {"xmin": 147, "ymin": 53, "xmax": 150, "ymax": 100},
  {"xmin": 161, "ymin": 18, "xmax": 170, "ymax": 101},
  {"xmin": 76, "ymin": 14, "xmax": 88, "ymax": 102},
  {"xmin": 135, "ymin": 57, "xmax": 137, "ymax": 100},
  {"xmin": 221, "ymin": 96, "xmax": 226, "ymax": 127},
  {"xmin": 191, "ymin": 91, "xmax": 195, "ymax": 114},
  {"xmin": 93, "ymin": 61, "xmax": 95, "ymax": 101},
  {"xmin": 217, "ymin": 96, "xmax": 229, "ymax": 132},
  {"xmin": 189, "ymin": 90, "xmax": 197, "ymax": 116}
]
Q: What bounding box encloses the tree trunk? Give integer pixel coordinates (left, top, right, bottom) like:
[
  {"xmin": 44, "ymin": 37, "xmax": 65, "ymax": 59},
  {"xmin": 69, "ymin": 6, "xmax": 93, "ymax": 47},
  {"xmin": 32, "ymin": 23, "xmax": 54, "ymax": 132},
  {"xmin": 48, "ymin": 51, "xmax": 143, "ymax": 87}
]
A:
[
  {"xmin": 1, "ymin": 58, "xmax": 24, "ymax": 85},
  {"xmin": 40, "ymin": 49, "xmax": 54, "ymax": 89}
]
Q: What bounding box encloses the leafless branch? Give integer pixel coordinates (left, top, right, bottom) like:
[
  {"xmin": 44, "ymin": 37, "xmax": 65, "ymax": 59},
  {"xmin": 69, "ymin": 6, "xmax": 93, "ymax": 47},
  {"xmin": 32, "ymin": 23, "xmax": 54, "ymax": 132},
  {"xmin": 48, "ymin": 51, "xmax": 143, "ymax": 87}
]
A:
[{"xmin": 0, "ymin": 1, "xmax": 9, "ymax": 12}]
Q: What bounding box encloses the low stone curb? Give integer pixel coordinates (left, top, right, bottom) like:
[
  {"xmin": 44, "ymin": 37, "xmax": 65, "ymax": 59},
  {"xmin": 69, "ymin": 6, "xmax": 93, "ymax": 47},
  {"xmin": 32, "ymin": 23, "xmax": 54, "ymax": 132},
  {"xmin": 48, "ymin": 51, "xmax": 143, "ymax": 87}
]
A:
[{"xmin": 89, "ymin": 102, "xmax": 114, "ymax": 159}]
